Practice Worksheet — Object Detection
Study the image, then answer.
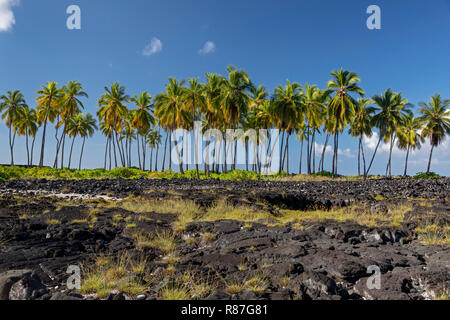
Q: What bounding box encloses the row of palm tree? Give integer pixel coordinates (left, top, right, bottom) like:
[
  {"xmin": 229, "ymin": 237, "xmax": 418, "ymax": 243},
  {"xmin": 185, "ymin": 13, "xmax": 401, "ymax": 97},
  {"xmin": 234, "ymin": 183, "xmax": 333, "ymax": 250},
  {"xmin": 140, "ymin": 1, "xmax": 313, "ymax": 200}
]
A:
[
  {"xmin": 1, "ymin": 67, "xmax": 449, "ymax": 178},
  {"xmin": 0, "ymin": 82, "xmax": 97, "ymax": 170}
]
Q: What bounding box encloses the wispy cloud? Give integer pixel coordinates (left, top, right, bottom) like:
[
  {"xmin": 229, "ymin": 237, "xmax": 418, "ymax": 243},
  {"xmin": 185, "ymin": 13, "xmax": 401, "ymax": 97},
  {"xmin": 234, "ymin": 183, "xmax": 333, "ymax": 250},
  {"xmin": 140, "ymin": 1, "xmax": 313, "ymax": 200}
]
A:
[
  {"xmin": 0, "ymin": 0, "xmax": 19, "ymax": 32},
  {"xmin": 198, "ymin": 41, "xmax": 216, "ymax": 54},
  {"xmin": 142, "ymin": 37, "xmax": 163, "ymax": 56}
]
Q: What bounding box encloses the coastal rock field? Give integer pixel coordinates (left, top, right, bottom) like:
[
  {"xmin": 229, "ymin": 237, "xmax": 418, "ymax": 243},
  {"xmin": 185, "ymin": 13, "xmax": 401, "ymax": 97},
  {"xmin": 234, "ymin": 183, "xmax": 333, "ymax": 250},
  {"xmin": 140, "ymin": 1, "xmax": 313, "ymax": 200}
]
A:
[{"xmin": 0, "ymin": 178, "xmax": 448, "ymax": 300}]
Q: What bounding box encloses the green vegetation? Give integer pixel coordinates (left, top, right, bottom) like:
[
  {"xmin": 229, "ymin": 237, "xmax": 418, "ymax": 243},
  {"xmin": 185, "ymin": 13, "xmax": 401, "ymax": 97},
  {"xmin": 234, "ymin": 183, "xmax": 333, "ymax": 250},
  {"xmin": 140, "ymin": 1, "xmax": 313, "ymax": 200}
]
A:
[{"xmin": 413, "ymin": 172, "xmax": 441, "ymax": 179}]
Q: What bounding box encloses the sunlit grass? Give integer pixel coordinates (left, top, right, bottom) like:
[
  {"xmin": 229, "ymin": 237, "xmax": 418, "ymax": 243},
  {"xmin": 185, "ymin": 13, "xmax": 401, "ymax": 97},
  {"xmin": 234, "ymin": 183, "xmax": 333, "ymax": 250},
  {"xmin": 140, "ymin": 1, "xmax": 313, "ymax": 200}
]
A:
[
  {"xmin": 133, "ymin": 230, "xmax": 178, "ymax": 255},
  {"xmin": 416, "ymin": 224, "xmax": 450, "ymax": 245},
  {"xmin": 80, "ymin": 253, "xmax": 149, "ymax": 299}
]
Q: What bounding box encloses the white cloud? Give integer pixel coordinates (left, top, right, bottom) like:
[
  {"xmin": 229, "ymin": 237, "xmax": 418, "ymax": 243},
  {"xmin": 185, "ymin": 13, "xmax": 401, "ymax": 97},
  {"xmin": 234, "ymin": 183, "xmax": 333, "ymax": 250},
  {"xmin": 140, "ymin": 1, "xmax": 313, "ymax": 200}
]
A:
[
  {"xmin": 142, "ymin": 37, "xmax": 162, "ymax": 56},
  {"xmin": 314, "ymin": 142, "xmax": 354, "ymax": 158},
  {"xmin": 0, "ymin": 0, "xmax": 19, "ymax": 32},
  {"xmin": 198, "ymin": 41, "xmax": 216, "ymax": 54}
]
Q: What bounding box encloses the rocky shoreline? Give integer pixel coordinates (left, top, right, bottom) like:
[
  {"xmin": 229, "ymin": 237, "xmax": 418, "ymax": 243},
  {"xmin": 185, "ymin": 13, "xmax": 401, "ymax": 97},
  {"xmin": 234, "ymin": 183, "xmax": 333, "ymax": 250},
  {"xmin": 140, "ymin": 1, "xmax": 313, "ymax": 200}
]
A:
[{"xmin": 0, "ymin": 178, "xmax": 448, "ymax": 300}]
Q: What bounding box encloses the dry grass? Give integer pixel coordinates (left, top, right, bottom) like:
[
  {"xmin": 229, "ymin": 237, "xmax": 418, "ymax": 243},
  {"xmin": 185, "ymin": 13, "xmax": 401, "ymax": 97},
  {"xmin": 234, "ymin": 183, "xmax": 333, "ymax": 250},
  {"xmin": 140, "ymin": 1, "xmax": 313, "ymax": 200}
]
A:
[
  {"xmin": 134, "ymin": 230, "xmax": 178, "ymax": 255},
  {"xmin": 80, "ymin": 253, "xmax": 149, "ymax": 299},
  {"xmin": 160, "ymin": 270, "xmax": 215, "ymax": 300},
  {"xmin": 46, "ymin": 219, "xmax": 61, "ymax": 225},
  {"xmin": 416, "ymin": 224, "xmax": 450, "ymax": 245},
  {"xmin": 245, "ymin": 274, "xmax": 269, "ymax": 293},
  {"xmin": 436, "ymin": 285, "xmax": 449, "ymax": 300}
]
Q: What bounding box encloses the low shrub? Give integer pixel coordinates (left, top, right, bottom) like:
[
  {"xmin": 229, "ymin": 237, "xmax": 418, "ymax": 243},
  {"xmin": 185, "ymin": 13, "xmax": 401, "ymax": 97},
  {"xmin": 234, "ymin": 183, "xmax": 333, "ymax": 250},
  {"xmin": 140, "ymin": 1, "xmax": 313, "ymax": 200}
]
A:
[{"xmin": 413, "ymin": 172, "xmax": 441, "ymax": 179}]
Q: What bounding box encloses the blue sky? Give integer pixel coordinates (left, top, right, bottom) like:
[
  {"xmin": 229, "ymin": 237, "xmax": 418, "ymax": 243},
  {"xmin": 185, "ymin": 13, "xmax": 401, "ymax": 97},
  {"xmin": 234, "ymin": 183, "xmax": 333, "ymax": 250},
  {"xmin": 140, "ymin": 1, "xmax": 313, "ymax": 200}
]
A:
[{"xmin": 1, "ymin": 0, "xmax": 450, "ymax": 175}]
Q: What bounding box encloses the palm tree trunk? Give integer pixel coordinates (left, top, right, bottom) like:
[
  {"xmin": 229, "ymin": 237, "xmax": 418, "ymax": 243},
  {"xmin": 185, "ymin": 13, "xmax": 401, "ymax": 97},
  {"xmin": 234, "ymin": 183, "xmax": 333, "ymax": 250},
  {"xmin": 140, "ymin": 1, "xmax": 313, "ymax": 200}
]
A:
[
  {"xmin": 427, "ymin": 144, "xmax": 435, "ymax": 174},
  {"xmin": 53, "ymin": 116, "xmax": 60, "ymax": 168},
  {"xmin": 9, "ymin": 125, "xmax": 14, "ymax": 166},
  {"xmin": 79, "ymin": 137, "xmax": 86, "ymax": 170},
  {"xmin": 332, "ymin": 133, "xmax": 336, "ymax": 176},
  {"xmin": 361, "ymin": 135, "xmax": 367, "ymax": 176},
  {"xmin": 299, "ymin": 139, "xmax": 303, "ymax": 174},
  {"xmin": 311, "ymin": 131, "xmax": 316, "ymax": 174},
  {"xmin": 279, "ymin": 130, "xmax": 285, "ymax": 174},
  {"xmin": 286, "ymin": 133, "xmax": 290, "ymax": 175},
  {"xmin": 155, "ymin": 141, "xmax": 160, "ymax": 172},
  {"xmin": 162, "ymin": 130, "xmax": 168, "ymax": 171},
  {"xmin": 136, "ymin": 135, "xmax": 142, "ymax": 170},
  {"xmin": 108, "ymin": 134, "xmax": 112, "ymax": 170},
  {"xmin": 335, "ymin": 131, "xmax": 339, "ymax": 176},
  {"xmin": 320, "ymin": 133, "xmax": 329, "ymax": 172},
  {"xmin": 68, "ymin": 137, "xmax": 76, "ymax": 169},
  {"xmin": 60, "ymin": 128, "xmax": 67, "ymax": 169},
  {"xmin": 25, "ymin": 130, "xmax": 30, "ymax": 166},
  {"xmin": 365, "ymin": 134, "xmax": 383, "ymax": 178},
  {"xmin": 173, "ymin": 130, "xmax": 184, "ymax": 174},
  {"xmin": 306, "ymin": 126, "xmax": 311, "ymax": 174},
  {"xmin": 169, "ymin": 129, "xmax": 172, "ymax": 170},
  {"xmin": 358, "ymin": 137, "xmax": 361, "ymax": 176},
  {"xmin": 104, "ymin": 137, "xmax": 109, "ymax": 170},
  {"xmin": 129, "ymin": 138, "xmax": 132, "ymax": 168},
  {"xmin": 31, "ymin": 136, "xmax": 36, "ymax": 166},
  {"xmin": 39, "ymin": 117, "xmax": 49, "ymax": 167},
  {"xmin": 149, "ymin": 147, "xmax": 153, "ymax": 172},
  {"xmin": 141, "ymin": 136, "xmax": 146, "ymax": 171},
  {"xmin": 404, "ymin": 145, "xmax": 410, "ymax": 177}
]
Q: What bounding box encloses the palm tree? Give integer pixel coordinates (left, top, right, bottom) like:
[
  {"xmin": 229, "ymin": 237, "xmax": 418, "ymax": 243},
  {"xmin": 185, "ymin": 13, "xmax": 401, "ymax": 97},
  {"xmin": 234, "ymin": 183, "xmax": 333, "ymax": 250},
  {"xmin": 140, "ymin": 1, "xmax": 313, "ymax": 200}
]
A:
[
  {"xmin": 78, "ymin": 114, "xmax": 97, "ymax": 170},
  {"xmin": 202, "ymin": 73, "xmax": 225, "ymax": 175},
  {"xmin": 36, "ymin": 82, "xmax": 62, "ymax": 167},
  {"xmin": 219, "ymin": 66, "xmax": 252, "ymax": 171},
  {"xmin": 272, "ymin": 80, "xmax": 304, "ymax": 174},
  {"xmin": 131, "ymin": 91, "xmax": 155, "ymax": 170},
  {"xmin": 183, "ymin": 78, "xmax": 206, "ymax": 178},
  {"xmin": 295, "ymin": 127, "xmax": 307, "ymax": 174},
  {"xmin": 348, "ymin": 98, "xmax": 375, "ymax": 176},
  {"xmin": 57, "ymin": 81, "xmax": 88, "ymax": 168},
  {"xmin": 0, "ymin": 90, "xmax": 28, "ymax": 165},
  {"xmin": 327, "ymin": 69, "xmax": 365, "ymax": 176},
  {"xmin": 302, "ymin": 85, "xmax": 329, "ymax": 174},
  {"xmin": 397, "ymin": 113, "xmax": 424, "ymax": 176},
  {"xmin": 255, "ymin": 100, "xmax": 275, "ymax": 174},
  {"xmin": 418, "ymin": 94, "xmax": 450, "ymax": 174},
  {"xmin": 97, "ymin": 82, "xmax": 130, "ymax": 168},
  {"xmin": 147, "ymin": 129, "xmax": 162, "ymax": 172},
  {"xmin": 366, "ymin": 89, "xmax": 411, "ymax": 177},
  {"xmin": 154, "ymin": 78, "xmax": 189, "ymax": 174},
  {"xmin": 16, "ymin": 107, "xmax": 39, "ymax": 166}
]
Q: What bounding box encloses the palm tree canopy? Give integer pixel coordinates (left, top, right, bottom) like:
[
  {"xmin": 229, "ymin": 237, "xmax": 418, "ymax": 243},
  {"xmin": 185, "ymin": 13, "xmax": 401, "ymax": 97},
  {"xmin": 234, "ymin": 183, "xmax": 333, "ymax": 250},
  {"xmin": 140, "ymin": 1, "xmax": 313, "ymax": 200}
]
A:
[
  {"xmin": 36, "ymin": 82, "xmax": 62, "ymax": 123},
  {"xmin": 396, "ymin": 113, "xmax": 424, "ymax": 150},
  {"xmin": 348, "ymin": 98, "xmax": 375, "ymax": 138},
  {"xmin": 272, "ymin": 80, "xmax": 303, "ymax": 130},
  {"xmin": 219, "ymin": 65, "xmax": 252, "ymax": 127},
  {"xmin": 0, "ymin": 90, "xmax": 28, "ymax": 128},
  {"xmin": 418, "ymin": 94, "xmax": 450, "ymax": 146},
  {"xmin": 130, "ymin": 91, "xmax": 155, "ymax": 133},
  {"xmin": 154, "ymin": 78, "xmax": 190, "ymax": 130},
  {"xmin": 97, "ymin": 82, "xmax": 130, "ymax": 132},
  {"xmin": 372, "ymin": 89, "xmax": 412, "ymax": 141},
  {"xmin": 327, "ymin": 69, "xmax": 365, "ymax": 132},
  {"xmin": 59, "ymin": 81, "xmax": 88, "ymax": 126}
]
